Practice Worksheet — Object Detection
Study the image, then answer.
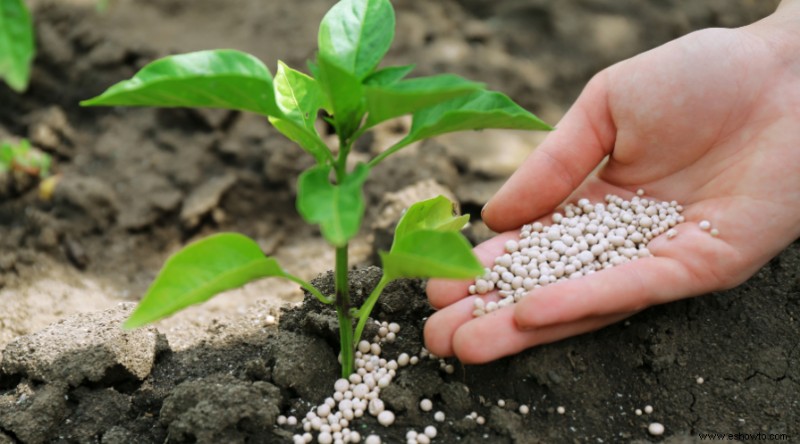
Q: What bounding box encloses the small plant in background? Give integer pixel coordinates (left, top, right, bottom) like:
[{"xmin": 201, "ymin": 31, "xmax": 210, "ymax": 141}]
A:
[
  {"xmin": 0, "ymin": 138, "xmax": 51, "ymax": 178},
  {"xmin": 81, "ymin": 0, "xmax": 551, "ymax": 377},
  {"xmin": 0, "ymin": 0, "xmax": 35, "ymax": 92},
  {"xmin": 0, "ymin": 138, "xmax": 54, "ymax": 199}
]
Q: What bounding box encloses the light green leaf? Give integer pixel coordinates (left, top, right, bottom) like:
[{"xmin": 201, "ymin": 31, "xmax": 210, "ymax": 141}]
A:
[
  {"xmin": 271, "ymin": 61, "xmax": 331, "ymax": 163},
  {"xmin": 364, "ymin": 64, "xmax": 415, "ymax": 86},
  {"xmin": 124, "ymin": 233, "xmax": 286, "ymax": 329},
  {"xmin": 364, "ymin": 74, "xmax": 484, "ymax": 127},
  {"xmin": 296, "ymin": 163, "xmax": 370, "ymax": 247},
  {"xmin": 0, "ymin": 0, "xmax": 35, "ymax": 92},
  {"xmin": 393, "ymin": 195, "xmax": 470, "ymax": 245},
  {"xmin": 274, "ymin": 61, "xmax": 327, "ymax": 130},
  {"xmin": 268, "ymin": 116, "xmax": 332, "ymax": 164},
  {"xmin": 381, "ymin": 230, "xmax": 482, "ymax": 280},
  {"xmin": 316, "ymin": 55, "xmax": 365, "ymax": 139},
  {"xmin": 372, "ymin": 90, "xmax": 552, "ymax": 165},
  {"xmin": 318, "ymin": 0, "xmax": 395, "ymax": 79},
  {"xmin": 81, "ymin": 50, "xmax": 282, "ymax": 117}
]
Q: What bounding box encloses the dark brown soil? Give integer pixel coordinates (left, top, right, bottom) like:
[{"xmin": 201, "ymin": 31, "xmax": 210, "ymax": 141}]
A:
[{"xmin": 1, "ymin": 0, "xmax": 796, "ymax": 443}]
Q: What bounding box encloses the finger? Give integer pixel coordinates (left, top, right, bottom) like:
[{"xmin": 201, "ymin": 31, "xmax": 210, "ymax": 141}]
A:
[
  {"xmin": 426, "ymin": 231, "xmax": 518, "ymax": 309},
  {"xmin": 451, "ymin": 307, "xmax": 633, "ymax": 364},
  {"xmin": 424, "ymin": 295, "xmax": 497, "ymax": 357},
  {"xmin": 513, "ymin": 219, "xmax": 741, "ymax": 329},
  {"xmin": 482, "ymin": 73, "xmax": 617, "ymax": 232}
]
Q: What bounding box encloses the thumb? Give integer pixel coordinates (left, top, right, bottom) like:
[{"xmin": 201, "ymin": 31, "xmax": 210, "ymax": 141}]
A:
[{"xmin": 482, "ymin": 73, "xmax": 617, "ymax": 232}]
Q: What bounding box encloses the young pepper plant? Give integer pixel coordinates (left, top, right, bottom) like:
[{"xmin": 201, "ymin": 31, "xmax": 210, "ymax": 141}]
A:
[{"xmin": 80, "ymin": 0, "xmax": 551, "ymax": 377}]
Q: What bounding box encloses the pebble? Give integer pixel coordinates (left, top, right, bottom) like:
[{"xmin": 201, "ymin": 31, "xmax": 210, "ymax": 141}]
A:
[
  {"xmin": 648, "ymin": 422, "xmax": 665, "ymax": 436},
  {"xmin": 419, "ymin": 398, "xmax": 433, "ymax": 412},
  {"xmin": 377, "ymin": 410, "xmax": 395, "ymax": 426}
]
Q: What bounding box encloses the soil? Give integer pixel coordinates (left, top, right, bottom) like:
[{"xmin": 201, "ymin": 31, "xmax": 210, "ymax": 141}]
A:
[{"xmin": 1, "ymin": 0, "xmax": 796, "ymax": 443}]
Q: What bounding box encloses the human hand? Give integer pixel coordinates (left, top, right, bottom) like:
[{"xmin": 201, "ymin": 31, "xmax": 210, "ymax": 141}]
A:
[{"xmin": 424, "ymin": 6, "xmax": 800, "ymax": 364}]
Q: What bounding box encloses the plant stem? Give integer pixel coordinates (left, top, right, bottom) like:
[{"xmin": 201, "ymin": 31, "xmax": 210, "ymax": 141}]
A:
[
  {"xmin": 333, "ymin": 133, "xmax": 356, "ymax": 377},
  {"xmin": 281, "ymin": 272, "xmax": 332, "ymax": 305},
  {"xmin": 335, "ymin": 244, "xmax": 354, "ymax": 377},
  {"xmin": 353, "ymin": 274, "xmax": 391, "ymax": 348}
]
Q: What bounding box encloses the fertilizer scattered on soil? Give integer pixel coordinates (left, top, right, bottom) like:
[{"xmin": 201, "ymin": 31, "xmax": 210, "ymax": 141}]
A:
[
  {"xmin": 278, "ymin": 322, "xmax": 458, "ymax": 443},
  {"xmin": 470, "ymin": 192, "xmax": 686, "ymax": 316}
]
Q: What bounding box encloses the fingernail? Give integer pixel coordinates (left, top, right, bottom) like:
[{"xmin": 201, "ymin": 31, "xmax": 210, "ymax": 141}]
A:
[{"xmin": 480, "ymin": 203, "xmax": 488, "ymax": 220}]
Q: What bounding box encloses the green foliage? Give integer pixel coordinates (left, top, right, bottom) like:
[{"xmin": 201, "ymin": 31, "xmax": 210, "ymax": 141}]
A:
[
  {"xmin": 317, "ymin": 0, "xmax": 394, "ymax": 80},
  {"xmin": 80, "ymin": 50, "xmax": 282, "ymax": 117},
  {"xmin": 0, "ymin": 0, "xmax": 35, "ymax": 92},
  {"xmin": 0, "ymin": 139, "xmax": 51, "ymax": 177},
  {"xmin": 381, "ymin": 196, "xmax": 481, "ymax": 280},
  {"xmin": 82, "ymin": 0, "xmax": 551, "ymax": 376},
  {"xmin": 124, "ymin": 233, "xmax": 289, "ymax": 329},
  {"xmin": 363, "ymin": 64, "xmax": 415, "ymax": 86},
  {"xmin": 363, "ymin": 74, "xmax": 483, "ymax": 128},
  {"xmin": 296, "ymin": 163, "xmax": 370, "ymax": 247},
  {"xmin": 371, "ymin": 90, "xmax": 552, "ymax": 165}
]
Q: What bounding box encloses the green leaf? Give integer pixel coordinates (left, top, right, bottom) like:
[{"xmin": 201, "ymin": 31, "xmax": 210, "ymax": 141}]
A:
[
  {"xmin": 271, "ymin": 61, "xmax": 331, "ymax": 162},
  {"xmin": 268, "ymin": 117, "xmax": 331, "ymax": 164},
  {"xmin": 364, "ymin": 74, "xmax": 484, "ymax": 127},
  {"xmin": 274, "ymin": 61, "xmax": 327, "ymax": 130},
  {"xmin": 81, "ymin": 50, "xmax": 282, "ymax": 117},
  {"xmin": 316, "ymin": 55, "xmax": 365, "ymax": 139},
  {"xmin": 296, "ymin": 163, "xmax": 370, "ymax": 247},
  {"xmin": 380, "ymin": 196, "xmax": 480, "ymax": 280},
  {"xmin": 381, "ymin": 230, "xmax": 482, "ymax": 280},
  {"xmin": 0, "ymin": 0, "xmax": 35, "ymax": 92},
  {"xmin": 393, "ymin": 195, "xmax": 470, "ymax": 244},
  {"xmin": 364, "ymin": 64, "xmax": 415, "ymax": 86},
  {"xmin": 318, "ymin": 0, "xmax": 395, "ymax": 79},
  {"xmin": 0, "ymin": 142, "xmax": 13, "ymax": 169},
  {"xmin": 372, "ymin": 90, "xmax": 552, "ymax": 165},
  {"xmin": 124, "ymin": 233, "xmax": 286, "ymax": 329}
]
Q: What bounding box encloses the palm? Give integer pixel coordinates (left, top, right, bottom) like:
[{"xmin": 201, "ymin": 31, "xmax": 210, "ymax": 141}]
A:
[{"xmin": 424, "ymin": 26, "xmax": 800, "ymax": 363}]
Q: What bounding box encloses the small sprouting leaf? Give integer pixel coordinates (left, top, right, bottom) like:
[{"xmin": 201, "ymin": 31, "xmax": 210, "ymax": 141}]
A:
[
  {"xmin": 274, "ymin": 61, "xmax": 328, "ymax": 130},
  {"xmin": 375, "ymin": 90, "xmax": 552, "ymax": 163},
  {"xmin": 392, "ymin": 195, "xmax": 470, "ymax": 244},
  {"xmin": 81, "ymin": 50, "xmax": 282, "ymax": 117},
  {"xmin": 318, "ymin": 0, "xmax": 395, "ymax": 79},
  {"xmin": 381, "ymin": 230, "xmax": 482, "ymax": 280},
  {"xmin": 271, "ymin": 61, "xmax": 331, "ymax": 163},
  {"xmin": 0, "ymin": 0, "xmax": 35, "ymax": 92},
  {"xmin": 364, "ymin": 64, "xmax": 415, "ymax": 86},
  {"xmin": 364, "ymin": 74, "xmax": 484, "ymax": 127},
  {"xmin": 124, "ymin": 233, "xmax": 286, "ymax": 329},
  {"xmin": 296, "ymin": 163, "xmax": 370, "ymax": 247},
  {"xmin": 316, "ymin": 55, "xmax": 365, "ymax": 139},
  {"xmin": 268, "ymin": 117, "xmax": 331, "ymax": 164},
  {"xmin": 381, "ymin": 196, "xmax": 481, "ymax": 280}
]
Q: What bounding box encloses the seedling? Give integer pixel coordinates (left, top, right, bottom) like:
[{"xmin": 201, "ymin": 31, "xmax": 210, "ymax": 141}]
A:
[
  {"xmin": 0, "ymin": 139, "xmax": 51, "ymax": 178},
  {"xmin": 0, "ymin": 0, "xmax": 35, "ymax": 92},
  {"xmin": 81, "ymin": 0, "xmax": 551, "ymax": 377}
]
